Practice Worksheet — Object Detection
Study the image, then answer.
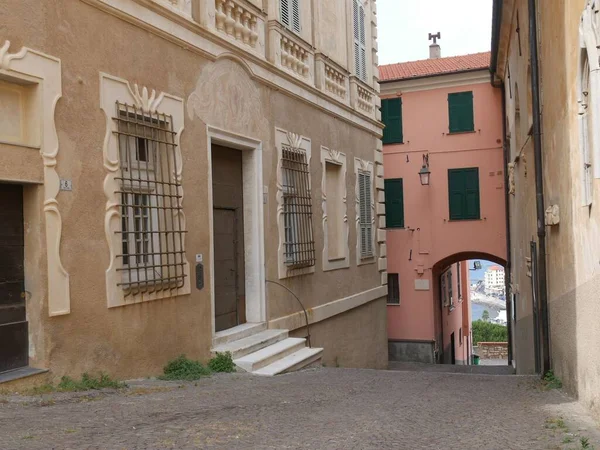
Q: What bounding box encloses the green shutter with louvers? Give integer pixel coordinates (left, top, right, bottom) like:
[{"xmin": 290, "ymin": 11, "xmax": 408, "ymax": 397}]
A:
[
  {"xmin": 448, "ymin": 168, "xmax": 480, "ymax": 220},
  {"xmin": 464, "ymin": 168, "xmax": 480, "ymax": 219},
  {"xmin": 448, "ymin": 91, "xmax": 474, "ymax": 133},
  {"xmin": 382, "ymin": 98, "xmax": 403, "ymax": 144},
  {"xmin": 384, "ymin": 178, "xmax": 404, "ymax": 228}
]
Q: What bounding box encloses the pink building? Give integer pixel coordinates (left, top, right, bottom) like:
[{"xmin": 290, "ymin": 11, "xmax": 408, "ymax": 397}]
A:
[{"xmin": 380, "ymin": 48, "xmax": 506, "ymax": 365}]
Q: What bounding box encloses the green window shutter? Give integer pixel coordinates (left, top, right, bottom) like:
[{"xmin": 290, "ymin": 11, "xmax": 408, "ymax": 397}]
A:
[
  {"xmin": 382, "ymin": 98, "xmax": 403, "ymax": 144},
  {"xmin": 448, "ymin": 169, "xmax": 466, "ymax": 220},
  {"xmin": 448, "ymin": 91, "xmax": 474, "ymax": 133},
  {"xmin": 448, "ymin": 168, "xmax": 480, "ymax": 220},
  {"xmin": 384, "ymin": 178, "xmax": 404, "ymax": 228},
  {"xmin": 464, "ymin": 168, "xmax": 480, "ymax": 219}
]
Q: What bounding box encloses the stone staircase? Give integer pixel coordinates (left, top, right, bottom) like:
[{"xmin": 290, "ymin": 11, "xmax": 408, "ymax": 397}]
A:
[{"xmin": 211, "ymin": 323, "xmax": 322, "ymax": 376}]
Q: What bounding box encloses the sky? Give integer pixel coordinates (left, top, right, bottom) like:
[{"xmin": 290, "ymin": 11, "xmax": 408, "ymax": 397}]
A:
[{"xmin": 377, "ymin": 0, "xmax": 494, "ymax": 65}]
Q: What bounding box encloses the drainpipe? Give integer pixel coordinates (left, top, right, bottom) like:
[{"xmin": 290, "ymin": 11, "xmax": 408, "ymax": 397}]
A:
[
  {"xmin": 494, "ymin": 79, "xmax": 514, "ymax": 366},
  {"xmin": 528, "ymin": 0, "xmax": 550, "ymax": 375},
  {"xmin": 490, "ymin": 0, "xmax": 512, "ymax": 366}
]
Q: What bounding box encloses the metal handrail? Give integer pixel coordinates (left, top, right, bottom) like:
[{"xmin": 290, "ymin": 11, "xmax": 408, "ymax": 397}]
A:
[{"xmin": 265, "ymin": 280, "xmax": 311, "ymax": 348}]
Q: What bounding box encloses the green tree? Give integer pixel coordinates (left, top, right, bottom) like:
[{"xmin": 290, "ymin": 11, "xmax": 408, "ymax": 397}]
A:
[
  {"xmin": 481, "ymin": 309, "xmax": 490, "ymax": 322},
  {"xmin": 472, "ymin": 320, "xmax": 508, "ymax": 344}
]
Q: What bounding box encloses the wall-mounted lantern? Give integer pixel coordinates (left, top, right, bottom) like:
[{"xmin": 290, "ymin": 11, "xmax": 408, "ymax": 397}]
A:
[{"xmin": 419, "ymin": 154, "xmax": 431, "ymax": 186}]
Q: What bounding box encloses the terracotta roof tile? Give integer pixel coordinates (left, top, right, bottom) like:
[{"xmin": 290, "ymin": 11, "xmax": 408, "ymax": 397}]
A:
[{"xmin": 379, "ymin": 52, "xmax": 491, "ymax": 82}]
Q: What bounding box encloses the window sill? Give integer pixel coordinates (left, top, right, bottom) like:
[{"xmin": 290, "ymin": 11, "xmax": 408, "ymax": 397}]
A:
[
  {"xmin": 328, "ymin": 256, "xmax": 347, "ymax": 262},
  {"xmin": 447, "ymin": 218, "xmax": 482, "ymax": 222},
  {"xmin": 385, "ymin": 226, "xmax": 406, "ymax": 230},
  {"xmin": 447, "ymin": 130, "xmax": 476, "ymax": 135},
  {"xmin": 387, "ymin": 303, "xmax": 401, "ymax": 306}
]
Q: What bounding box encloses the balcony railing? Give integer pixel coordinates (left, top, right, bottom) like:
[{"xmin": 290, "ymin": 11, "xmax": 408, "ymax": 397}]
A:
[
  {"xmin": 350, "ymin": 77, "xmax": 379, "ymax": 120},
  {"xmin": 267, "ymin": 21, "xmax": 314, "ymax": 83},
  {"xmin": 147, "ymin": 2, "xmax": 379, "ymax": 120},
  {"xmin": 214, "ymin": 0, "xmax": 261, "ymax": 49},
  {"xmin": 315, "ymin": 55, "xmax": 349, "ymax": 102}
]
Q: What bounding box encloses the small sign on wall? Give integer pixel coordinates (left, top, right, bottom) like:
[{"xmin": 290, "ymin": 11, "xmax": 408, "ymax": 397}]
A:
[
  {"xmin": 59, "ymin": 179, "xmax": 72, "ymax": 191},
  {"xmin": 414, "ymin": 279, "xmax": 430, "ymax": 291}
]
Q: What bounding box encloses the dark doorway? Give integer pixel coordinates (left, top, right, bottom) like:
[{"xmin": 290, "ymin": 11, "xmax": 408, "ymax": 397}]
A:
[
  {"xmin": 0, "ymin": 184, "xmax": 27, "ymax": 373},
  {"xmin": 212, "ymin": 146, "xmax": 246, "ymax": 332},
  {"xmin": 450, "ymin": 332, "xmax": 456, "ymax": 365}
]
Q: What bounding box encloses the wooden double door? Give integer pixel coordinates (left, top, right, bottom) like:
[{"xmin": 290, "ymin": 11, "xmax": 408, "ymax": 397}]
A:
[
  {"xmin": 212, "ymin": 146, "xmax": 246, "ymax": 332},
  {"xmin": 0, "ymin": 184, "xmax": 27, "ymax": 373}
]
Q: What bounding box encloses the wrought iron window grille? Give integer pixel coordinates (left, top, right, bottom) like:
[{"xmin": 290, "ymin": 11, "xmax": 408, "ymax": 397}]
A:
[
  {"xmin": 281, "ymin": 144, "xmax": 315, "ymax": 269},
  {"xmin": 113, "ymin": 102, "xmax": 186, "ymax": 296}
]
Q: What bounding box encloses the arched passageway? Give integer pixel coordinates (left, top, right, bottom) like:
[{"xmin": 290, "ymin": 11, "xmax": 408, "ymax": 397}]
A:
[{"xmin": 432, "ymin": 252, "xmax": 508, "ymax": 366}]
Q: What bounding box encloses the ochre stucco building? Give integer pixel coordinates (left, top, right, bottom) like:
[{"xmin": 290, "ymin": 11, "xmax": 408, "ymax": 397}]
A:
[
  {"xmin": 380, "ymin": 49, "xmax": 507, "ymax": 365},
  {"xmin": 0, "ymin": 0, "xmax": 388, "ymax": 385},
  {"xmin": 492, "ymin": 0, "xmax": 600, "ymax": 421}
]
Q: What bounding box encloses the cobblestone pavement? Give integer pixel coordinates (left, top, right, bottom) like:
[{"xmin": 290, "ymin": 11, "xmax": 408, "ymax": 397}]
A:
[{"xmin": 1, "ymin": 367, "xmax": 599, "ymax": 450}]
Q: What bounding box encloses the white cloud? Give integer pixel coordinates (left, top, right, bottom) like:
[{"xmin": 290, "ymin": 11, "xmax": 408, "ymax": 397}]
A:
[{"xmin": 376, "ymin": 0, "xmax": 494, "ymax": 65}]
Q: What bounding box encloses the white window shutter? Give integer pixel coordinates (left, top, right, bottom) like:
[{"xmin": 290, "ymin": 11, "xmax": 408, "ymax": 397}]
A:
[
  {"xmin": 281, "ymin": 0, "xmax": 290, "ymax": 28},
  {"xmin": 353, "ymin": 0, "xmax": 367, "ymax": 81},
  {"xmin": 281, "ymin": 0, "xmax": 300, "ymax": 33},
  {"xmin": 579, "ymin": 53, "xmax": 593, "ymax": 206},
  {"xmin": 359, "ymin": 4, "xmax": 366, "ymax": 45},
  {"xmin": 360, "ymin": 47, "xmax": 367, "ymax": 81},
  {"xmin": 358, "ymin": 172, "xmax": 373, "ymax": 258},
  {"xmin": 580, "ymin": 110, "xmax": 593, "ymax": 206},
  {"xmin": 292, "ymin": 0, "xmax": 300, "ymax": 32}
]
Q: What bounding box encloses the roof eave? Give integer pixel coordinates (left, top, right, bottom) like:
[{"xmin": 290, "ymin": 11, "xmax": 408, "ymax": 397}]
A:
[
  {"xmin": 490, "ymin": 0, "xmax": 504, "ymax": 74},
  {"xmin": 379, "ymin": 67, "xmax": 490, "ymax": 84}
]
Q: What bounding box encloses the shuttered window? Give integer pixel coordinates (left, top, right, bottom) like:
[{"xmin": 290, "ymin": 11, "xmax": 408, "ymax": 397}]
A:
[
  {"xmin": 353, "ymin": 0, "xmax": 367, "ymax": 81},
  {"xmin": 384, "ymin": 178, "xmax": 404, "ymax": 228},
  {"xmin": 358, "ymin": 171, "xmax": 373, "ymax": 258},
  {"xmin": 447, "ymin": 270, "xmax": 453, "ymax": 307},
  {"xmin": 281, "ymin": 0, "xmax": 300, "ymax": 33},
  {"xmin": 448, "ymin": 91, "xmax": 475, "ymax": 133},
  {"xmin": 448, "ymin": 168, "xmax": 480, "ymax": 220},
  {"xmin": 381, "ymin": 98, "xmax": 403, "ymax": 144},
  {"xmin": 387, "ymin": 273, "xmax": 400, "ymax": 304}
]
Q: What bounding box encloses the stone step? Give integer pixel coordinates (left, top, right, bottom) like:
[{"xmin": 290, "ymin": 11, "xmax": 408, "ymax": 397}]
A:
[
  {"xmin": 252, "ymin": 347, "xmax": 323, "ymax": 376},
  {"xmin": 234, "ymin": 338, "xmax": 307, "ymax": 373},
  {"xmin": 211, "ymin": 329, "xmax": 288, "ymax": 359},
  {"xmin": 212, "ymin": 322, "xmax": 267, "ymax": 347}
]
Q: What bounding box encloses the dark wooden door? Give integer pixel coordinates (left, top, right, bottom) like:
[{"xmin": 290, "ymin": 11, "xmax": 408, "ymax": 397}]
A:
[
  {"xmin": 213, "ymin": 208, "xmax": 239, "ymax": 331},
  {"xmin": 450, "ymin": 332, "xmax": 456, "ymax": 365},
  {"xmin": 0, "ymin": 184, "xmax": 27, "ymax": 372},
  {"xmin": 212, "ymin": 145, "xmax": 245, "ymax": 332}
]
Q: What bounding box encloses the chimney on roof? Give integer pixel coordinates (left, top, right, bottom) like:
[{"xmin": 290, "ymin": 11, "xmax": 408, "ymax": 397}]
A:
[{"xmin": 428, "ymin": 32, "xmax": 441, "ymax": 59}]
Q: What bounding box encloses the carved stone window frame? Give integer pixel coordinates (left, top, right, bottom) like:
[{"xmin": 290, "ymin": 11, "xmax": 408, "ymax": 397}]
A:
[
  {"xmin": 275, "ymin": 127, "xmax": 314, "ymax": 279},
  {"xmin": 0, "ymin": 40, "xmax": 70, "ymax": 316},
  {"xmin": 320, "ymin": 146, "xmax": 349, "ymax": 272},
  {"xmin": 579, "ymin": 1, "xmax": 600, "ymax": 206},
  {"xmin": 354, "ymin": 157, "xmax": 376, "ymax": 266},
  {"xmin": 100, "ymin": 73, "xmax": 190, "ymax": 308}
]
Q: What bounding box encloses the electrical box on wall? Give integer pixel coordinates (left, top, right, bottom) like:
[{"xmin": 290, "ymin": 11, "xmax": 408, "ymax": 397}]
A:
[{"xmin": 196, "ymin": 263, "xmax": 204, "ymax": 290}]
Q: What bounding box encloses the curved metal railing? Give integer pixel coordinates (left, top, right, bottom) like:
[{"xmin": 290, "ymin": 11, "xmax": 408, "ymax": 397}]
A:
[{"xmin": 265, "ymin": 280, "xmax": 311, "ymax": 348}]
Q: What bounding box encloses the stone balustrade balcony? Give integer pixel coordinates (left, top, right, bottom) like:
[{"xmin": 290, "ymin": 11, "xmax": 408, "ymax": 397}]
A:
[
  {"xmin": 350, "ymin": 77, "xmax": 380, "ymax": 121},
  {"xmin": 267, "ymin": 21, "xmax": 314, "ymax": 85},
  {"xmin": 147, "ymin": 1, "xmax": 379, "ymax": 122},
  {"xmin": 315, "ymin": 55, "xmax": 349, "ymax": 103}
]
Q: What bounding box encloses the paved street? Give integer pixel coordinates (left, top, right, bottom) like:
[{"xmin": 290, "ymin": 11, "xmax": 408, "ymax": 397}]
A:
[{"xmin": 1, "ymin": 367, "xmax": 599, "ymax": 450}]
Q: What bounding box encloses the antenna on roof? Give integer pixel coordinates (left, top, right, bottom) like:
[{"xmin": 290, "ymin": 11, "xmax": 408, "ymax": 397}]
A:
[
  {"xmin": 428, "ymin": 32, "xmax": 441, "ymax": 44},
  {"xmin": 428, "ymin": 32, "xmax": 441, "ymax": 59}
]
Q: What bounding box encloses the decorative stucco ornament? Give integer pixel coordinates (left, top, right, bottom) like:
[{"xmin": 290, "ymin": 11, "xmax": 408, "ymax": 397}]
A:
[
  {"xmin": 545, "ymin": 205, "xmax": 560, "ymax": 226},
  {"xmin": 507, "ymin": 162, "xmax": 516, "ymax": 195}
]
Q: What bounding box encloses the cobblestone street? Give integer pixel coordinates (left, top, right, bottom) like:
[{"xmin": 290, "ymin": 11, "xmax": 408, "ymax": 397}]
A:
[{"xmin": 1, "ymin": 367, "xmax": 599, "ymax": 450}]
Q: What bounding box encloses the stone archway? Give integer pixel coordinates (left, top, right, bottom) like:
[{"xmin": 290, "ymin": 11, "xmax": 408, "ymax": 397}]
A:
[{"xmin": 432, "ymin": 252, "xmax": 508, "ymax": 365}]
